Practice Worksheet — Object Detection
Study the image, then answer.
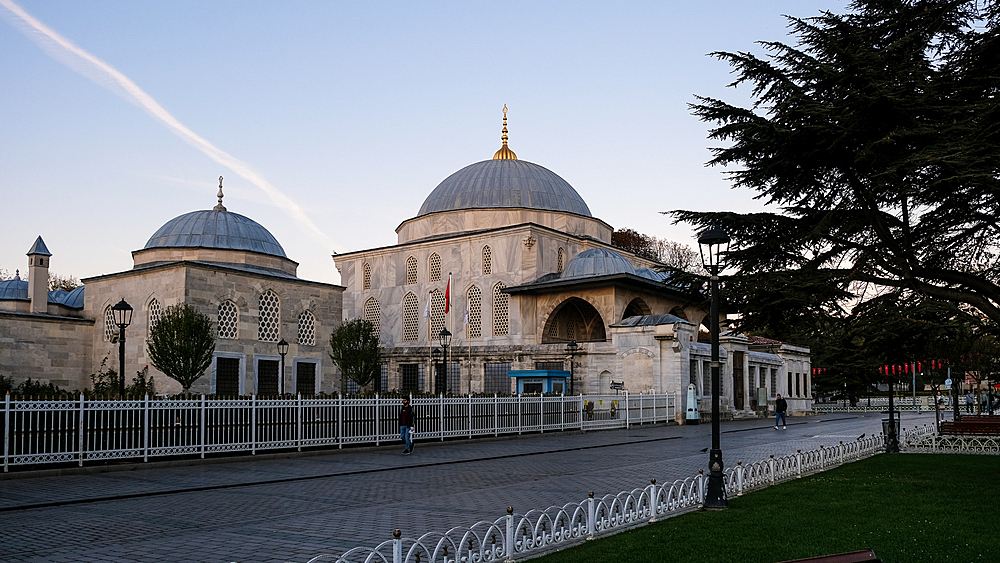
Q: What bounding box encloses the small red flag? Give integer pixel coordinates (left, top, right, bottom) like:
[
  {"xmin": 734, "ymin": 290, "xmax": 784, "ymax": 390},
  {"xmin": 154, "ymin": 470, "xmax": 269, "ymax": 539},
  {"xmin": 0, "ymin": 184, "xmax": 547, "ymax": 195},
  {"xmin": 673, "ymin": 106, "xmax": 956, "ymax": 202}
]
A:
[{"xmin": 444, "ymin": 275, "xmax": 451, "ymax": 314}]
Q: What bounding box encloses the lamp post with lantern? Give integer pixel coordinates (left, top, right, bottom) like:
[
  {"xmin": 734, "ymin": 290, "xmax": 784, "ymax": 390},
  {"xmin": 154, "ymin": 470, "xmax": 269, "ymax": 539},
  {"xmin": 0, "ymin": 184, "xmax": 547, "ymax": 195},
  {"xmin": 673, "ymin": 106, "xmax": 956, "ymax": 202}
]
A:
[
  {"xmin": 277, "ymin": 339, "xmax": 289, "ymax": 395},
  {"xmin": 566, "ymin": 340, "xmax": 579, "ymax": 395},
  {"xmin": 438, "ymin": 328, "xmax": 452, "ymax": 394},
  {"xmin": 698, "ymin": 224, "xmax": 730, "ymax": 509},
  {"xmin": 110, "ymin": 299, "xmax": 133, "ymax": 397}
]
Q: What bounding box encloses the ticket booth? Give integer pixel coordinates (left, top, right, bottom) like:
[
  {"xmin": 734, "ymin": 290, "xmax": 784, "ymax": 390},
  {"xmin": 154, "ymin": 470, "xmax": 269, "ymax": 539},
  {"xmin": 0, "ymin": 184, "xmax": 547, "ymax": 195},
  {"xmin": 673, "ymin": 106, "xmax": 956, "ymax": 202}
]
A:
[{"xmin": 508, "ymin": 370, "xmax": 571, "ymax": 394}]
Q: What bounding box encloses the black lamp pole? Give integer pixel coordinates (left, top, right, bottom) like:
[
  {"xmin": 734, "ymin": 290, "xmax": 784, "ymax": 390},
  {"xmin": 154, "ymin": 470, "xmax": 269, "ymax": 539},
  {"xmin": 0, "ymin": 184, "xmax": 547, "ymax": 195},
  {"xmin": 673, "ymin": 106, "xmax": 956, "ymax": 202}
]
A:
[
  {"xmin": 698, "ymin": 224, "xmax": 730, "ymax": 509},
  {"xmin": 111, "ymin": 299, "xmax": 133, "ymax": 397},
  {"xmin": 277, "ymin": 339, "xmax": 289, "ymax": 394},
  {"xmin": 566, "ymin": 340, "xmax": 579, "ymax": 395},
  {"xmin": 439, "ymin": 328, "xmax": 452, "ymax": 394}
]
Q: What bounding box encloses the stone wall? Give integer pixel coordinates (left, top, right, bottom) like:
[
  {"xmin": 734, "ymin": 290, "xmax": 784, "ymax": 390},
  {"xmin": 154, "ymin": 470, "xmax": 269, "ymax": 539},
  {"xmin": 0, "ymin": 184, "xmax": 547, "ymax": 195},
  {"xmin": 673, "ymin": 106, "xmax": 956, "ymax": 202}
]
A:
[{"xmin": 0, "ymin": 311, "xmax": 94, "ymax": 390}]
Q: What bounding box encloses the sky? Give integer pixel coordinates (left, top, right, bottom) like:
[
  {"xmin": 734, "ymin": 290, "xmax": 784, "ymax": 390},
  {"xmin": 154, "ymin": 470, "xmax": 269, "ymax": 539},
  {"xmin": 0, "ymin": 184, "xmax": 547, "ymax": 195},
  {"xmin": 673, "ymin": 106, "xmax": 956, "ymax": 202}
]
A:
[{"xmin": 0, "ymin": 0, "xmax": 844, "ymax": 286}]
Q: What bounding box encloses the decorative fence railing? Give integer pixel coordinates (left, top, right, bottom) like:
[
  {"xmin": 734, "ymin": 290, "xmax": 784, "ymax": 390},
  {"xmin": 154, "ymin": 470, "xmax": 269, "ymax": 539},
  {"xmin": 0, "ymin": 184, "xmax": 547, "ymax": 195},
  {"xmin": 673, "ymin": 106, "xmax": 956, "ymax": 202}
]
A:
[
  {"xmin": 1, "ymin": 392, "xmax": 675, "ymax": 471},
  {"xmin": 813, "ymin": 397, "xmax": 939, "ymax": 413},
  {"xmin": 304, "ymin": 424, "xmax": 935, "ymax": 563},
  {"xmin": 902, "ymin": 427, "xmax": 1000, "ymax": 454}
]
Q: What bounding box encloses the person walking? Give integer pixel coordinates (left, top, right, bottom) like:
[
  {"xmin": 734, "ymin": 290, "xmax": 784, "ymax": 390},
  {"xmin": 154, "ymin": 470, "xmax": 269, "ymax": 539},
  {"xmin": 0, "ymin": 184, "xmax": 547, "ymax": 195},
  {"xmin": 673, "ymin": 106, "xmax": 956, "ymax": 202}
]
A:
[
  {"xmin": 399, "ymin": 397, "xmax": 415, "ymax": 455},
  {"xmin": 774, "ymin": 394, "xmax": 788, "ymax": 429},
  {"xmin": 966, "ymin": 391, "xmax": 974, "ymax": 414}
]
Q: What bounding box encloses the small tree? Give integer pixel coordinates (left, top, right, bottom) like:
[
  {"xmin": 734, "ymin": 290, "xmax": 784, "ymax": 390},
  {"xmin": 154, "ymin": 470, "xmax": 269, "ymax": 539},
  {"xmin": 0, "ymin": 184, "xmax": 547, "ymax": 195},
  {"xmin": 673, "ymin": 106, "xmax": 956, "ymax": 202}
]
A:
[
  {"xmin": 146, "ymin": 304, "xmax": 215, "ymax": 393},
  {"xmin": 329, "ymin": 319, "xmax": 382, "ymax": 393}
]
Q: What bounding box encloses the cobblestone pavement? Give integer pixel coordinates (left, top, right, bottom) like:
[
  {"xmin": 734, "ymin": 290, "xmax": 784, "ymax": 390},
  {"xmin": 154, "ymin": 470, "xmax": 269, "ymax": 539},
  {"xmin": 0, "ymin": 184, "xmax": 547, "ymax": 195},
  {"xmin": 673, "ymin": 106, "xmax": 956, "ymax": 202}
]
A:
[{"xmin": 0, "ymin": 411, "xmax": 937, "ymax": 562}]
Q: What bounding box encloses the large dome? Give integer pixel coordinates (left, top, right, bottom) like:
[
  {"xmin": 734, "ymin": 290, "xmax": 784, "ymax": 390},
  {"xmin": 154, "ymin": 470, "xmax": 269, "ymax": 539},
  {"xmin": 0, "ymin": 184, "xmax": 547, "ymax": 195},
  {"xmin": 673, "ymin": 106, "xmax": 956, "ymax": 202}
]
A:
[
  {"xmin": 144, "ymin": 209, "xmax": 287, "ymax": 258},
  {"xmin": 417, "ymin": 159, "xmax": 592, "ymax": 218}
]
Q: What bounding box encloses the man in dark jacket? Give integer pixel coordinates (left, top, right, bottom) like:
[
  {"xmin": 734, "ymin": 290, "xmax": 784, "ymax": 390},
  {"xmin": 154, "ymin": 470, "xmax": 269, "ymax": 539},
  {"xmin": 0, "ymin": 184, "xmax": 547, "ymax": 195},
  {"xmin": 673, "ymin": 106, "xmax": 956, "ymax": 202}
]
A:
[
  {"xmin": 399, "ymin": 397, "xmax": 415, "ymax": 454},
  {"xmin": 774, "ymin": 394, "xmax": 788, "ymax": 429}
]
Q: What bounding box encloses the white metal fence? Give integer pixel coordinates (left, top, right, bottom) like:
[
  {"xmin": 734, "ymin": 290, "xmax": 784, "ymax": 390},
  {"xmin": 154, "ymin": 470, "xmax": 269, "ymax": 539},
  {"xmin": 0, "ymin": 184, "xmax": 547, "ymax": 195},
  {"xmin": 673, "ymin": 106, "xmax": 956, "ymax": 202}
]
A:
[
  {"xmin": 304, "ymin": 424, "xmax": 936, "ymax": 563},
  {"xmin": 1, "ymin": 392, "xmax": 674, "ymax": 471}
]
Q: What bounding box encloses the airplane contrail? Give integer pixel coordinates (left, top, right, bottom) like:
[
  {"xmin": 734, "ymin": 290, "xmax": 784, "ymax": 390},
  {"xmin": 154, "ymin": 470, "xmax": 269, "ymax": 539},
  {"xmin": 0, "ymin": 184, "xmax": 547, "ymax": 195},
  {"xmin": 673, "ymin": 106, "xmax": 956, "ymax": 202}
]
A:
[{"xmin": 0, "ymin": 0, "xmax": 338, "ymax": 252}]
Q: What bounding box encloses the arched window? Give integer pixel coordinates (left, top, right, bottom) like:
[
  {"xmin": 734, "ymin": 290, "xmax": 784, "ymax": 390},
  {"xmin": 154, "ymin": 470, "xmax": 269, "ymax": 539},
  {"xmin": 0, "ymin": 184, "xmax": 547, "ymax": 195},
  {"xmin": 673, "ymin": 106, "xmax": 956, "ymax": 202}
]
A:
[
  {"xmin": 363, "ymin": 262, "xmax": 372, "ymax": 290},
  {"xmin": 557, "ymin": 248, "xmax": 565, "ymax": 273},
  {"xmin": 402, "ymin": 292, "xmax": 419, "ymax": 342},
  {"xmin": 364, "ymin": 297, "xmax": 381, "ymax": 338},
  {"xmin": 429, "ymin": 253, "xmax": 441, "ymax": 282},
  {"xmin": 492, "ymin": 282, "xmax": 509, "ymax": 336},
  {"xmin": 430, "ymin": 289, "xmax": 445, "ymax": 337},
  {"xmin": 482, "ymin": 245, "xmax": 492, "ymax": 275},
  {"xmin": 218, "ymin": 301, "xmax": 239, "ymax": 339},
  {"xmin": 405, "ymin": 256, "xmax": 417, "ymax": 285},
  {"xmin": 147, "ymin": 298, "xmax": 162, "ymax": 337},
  {"xmin": 298, "ymin": 310, "xmax": 316, "ymax": 346},
  {"xmin": 258, "ymin": 290, "xmax": 280, "ymax": 342},
  {"xmin": 467, "ymin": 286, "xmax": 482, "ymax": 339},
  {"xmin": 104, "ymin": 305, "xmax": 117, "ymax": 342}
]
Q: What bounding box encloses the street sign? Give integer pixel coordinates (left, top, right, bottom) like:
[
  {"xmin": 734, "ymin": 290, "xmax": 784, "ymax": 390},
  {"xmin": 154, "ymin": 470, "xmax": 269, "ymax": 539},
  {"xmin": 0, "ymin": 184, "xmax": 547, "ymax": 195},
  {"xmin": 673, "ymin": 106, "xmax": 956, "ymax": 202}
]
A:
[
  {"xmin": 610, "ymin": 381, "xmax": 624, "ymax": 390},
  {"xmin": 945, "ymin": 378, "xmax": 952, "ymax": 388}
]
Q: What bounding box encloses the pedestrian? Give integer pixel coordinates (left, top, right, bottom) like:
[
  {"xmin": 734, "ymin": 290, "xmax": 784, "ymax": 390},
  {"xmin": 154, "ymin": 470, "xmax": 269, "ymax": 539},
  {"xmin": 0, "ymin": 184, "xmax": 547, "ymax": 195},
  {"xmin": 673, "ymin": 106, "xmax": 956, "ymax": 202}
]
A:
[
  {"xmin": 966, "ymin": 390, "xmax": 974, "ymax": 413},
  {"xmin": 399, "ymin": 397, "xmax": 415, "ymax": 455},
  {"xmin": 774, "ymin": 394, "xmax": 787, "ymax": 429}
]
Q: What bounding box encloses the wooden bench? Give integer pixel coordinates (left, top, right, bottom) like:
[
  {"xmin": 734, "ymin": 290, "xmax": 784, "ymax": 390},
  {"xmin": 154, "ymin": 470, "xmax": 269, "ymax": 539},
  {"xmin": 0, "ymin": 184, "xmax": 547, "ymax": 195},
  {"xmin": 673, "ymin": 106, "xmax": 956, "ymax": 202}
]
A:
[
  {"xmin": 777, "ymin": 549, "xmax": 880, "ymax": 562},
  {"xmin": 940, "ymin": 420, "xmax": 1000, "ymax": 435}
]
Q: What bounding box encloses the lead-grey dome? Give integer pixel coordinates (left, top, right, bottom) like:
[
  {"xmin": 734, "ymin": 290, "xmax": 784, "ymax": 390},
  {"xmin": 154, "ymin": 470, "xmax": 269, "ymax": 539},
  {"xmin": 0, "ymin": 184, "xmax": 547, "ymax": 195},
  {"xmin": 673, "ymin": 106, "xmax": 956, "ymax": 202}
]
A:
[
  {"xmin": 417, "ymin": 159, "xmax": 592, "ymax": 217},
  {"xmin": 144, "ymin": 209, "xmax": 287, "ymax": 258},
  {"xmin": 561, "ymin": 248, "xmax": 636, "ymax": 279}
]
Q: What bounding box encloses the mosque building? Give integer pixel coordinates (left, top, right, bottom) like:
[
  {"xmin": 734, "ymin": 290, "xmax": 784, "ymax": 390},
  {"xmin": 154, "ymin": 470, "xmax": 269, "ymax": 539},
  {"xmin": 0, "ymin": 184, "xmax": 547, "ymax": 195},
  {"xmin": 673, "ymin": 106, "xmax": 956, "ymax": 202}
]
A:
[{"xmin": 1, "ymin": 109, "xmax": 812, "ymax": 419}]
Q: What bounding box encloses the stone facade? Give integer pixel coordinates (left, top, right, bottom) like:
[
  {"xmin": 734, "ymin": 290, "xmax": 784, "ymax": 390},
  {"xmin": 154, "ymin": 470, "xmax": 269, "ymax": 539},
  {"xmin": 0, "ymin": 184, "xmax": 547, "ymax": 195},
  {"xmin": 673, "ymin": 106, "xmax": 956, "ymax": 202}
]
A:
[{"xmin": 0, "ymin": 311, "xmax": 94, "ymax": 389}]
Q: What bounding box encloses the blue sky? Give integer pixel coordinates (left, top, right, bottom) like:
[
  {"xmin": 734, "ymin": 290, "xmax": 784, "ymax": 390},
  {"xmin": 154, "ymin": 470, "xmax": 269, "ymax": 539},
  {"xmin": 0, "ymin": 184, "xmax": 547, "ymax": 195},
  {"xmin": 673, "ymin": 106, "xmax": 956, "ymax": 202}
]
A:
[{"xmin": 1, "ymin": 0, "xmax": 842, "ymax": 285}]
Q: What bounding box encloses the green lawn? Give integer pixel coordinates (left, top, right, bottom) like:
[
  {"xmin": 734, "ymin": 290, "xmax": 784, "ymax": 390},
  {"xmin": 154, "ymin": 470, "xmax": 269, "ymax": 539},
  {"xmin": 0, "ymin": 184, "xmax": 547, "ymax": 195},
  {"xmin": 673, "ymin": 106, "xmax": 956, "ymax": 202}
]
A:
[{"xmin": 533, "ymin": 454, "xmax": 997, "ymax": 563}]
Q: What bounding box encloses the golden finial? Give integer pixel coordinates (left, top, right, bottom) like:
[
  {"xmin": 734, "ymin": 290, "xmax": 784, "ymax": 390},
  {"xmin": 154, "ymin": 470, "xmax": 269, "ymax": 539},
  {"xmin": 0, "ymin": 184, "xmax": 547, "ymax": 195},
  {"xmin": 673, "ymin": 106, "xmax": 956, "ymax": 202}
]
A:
[
  {"xmin": 214, "ymin": 176, "xmax": 227, "ymax": 211},
  {"xmin": 493, "ymin": 105, "xmax": 517, "ymax": 160}
]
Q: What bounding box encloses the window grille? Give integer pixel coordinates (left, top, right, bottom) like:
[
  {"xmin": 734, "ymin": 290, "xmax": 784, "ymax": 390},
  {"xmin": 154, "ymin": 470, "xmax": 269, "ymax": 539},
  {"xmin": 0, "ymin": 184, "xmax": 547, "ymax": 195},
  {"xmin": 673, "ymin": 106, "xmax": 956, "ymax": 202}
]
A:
[
  {"xmin": 363, "ymin": 262, "xmax": 371, "ymax": 290},
  {"xmin": 258, "ymin": 290, "xmax": 280, "ymax": 342},
  {"xmin": 405, "ymin": 256, "xmax": 417, "ymax": 285},
  {"xmin": 484, "ymin": 362, "xmax": 511, "ymax": 394},
  {"xmin": 690, "ymin": 359, "xmax": 698, "ymax": 387},
  {"xmin": 401, "ymin": 363, "xmax": 420, "ymax": 391},
  {"xmin": 147, "ymin": 299, "xmax": 162, "ymax": 337},
  {"xmin": 298, "ymin": 310, "xmax": 316, "ymax": 346},
  {"xmin": 467, "ymin": 285, "xmax": 482, "ymax": 338},
  {"xmin": 770, "ymin": 368, "xmax": 778, "ymax": 398},
  {"xmin": 429, "ymin": 253, "xmax": 441, "ymax": 282},
  {"xmin": 566, "ymin": 317, "xmax": 575, "ymax": 340},
  {"xmin": 447, "ymin": 363, "xmax": 461, "ymax": 394},
  {"xmin": 218, "ymin": 301, "xmax": 239, "ymax": 340},
  {"xmin": 702, "ymin": 360, "xmax": 711, "ymax": 397},
  {"xmin": 296, "ymin": 362, "xmax": 316, "ymax": 395},
  {"xmin": 216, "ymin": 357, "xmax": 240, "ymax": 395},
  {"xmin": 104, "ymin": 306, "xmax": 117, "ymax": 342},
  {"xmin": 787, "ymin": 373, "xmax": 793, "ymax": 397},
  {"xmin": 363, "ymin": 297, "xmax": 381, "ymax": 338},
  {"xmin": 557, "ymin": 248, "xmax": 564, "ymax": 272},
  {"xmin": 492, "ymin": 282, "xmax": 508, "ymax": 336},
  {"xmin": 795, "ymin": 373, "xmax": 801, "ymax": 397},
  {"xmin": 346, "ymin": 378, "xmax": 360, "ymax": 395},
  {"xmin": 535, "ymin": 361, "xmax": 564, "ymax": 370},
  {"xmin": 381, "ymin": 364, "xmax": 389, "ymax": 393},
  {"xmin": 402, "ymin": 292, "xmax": 419, "ymax": 342},
  {"xmin": 257, "ymin": 359, "xmax": 280, "ymax": 395},
  {"xmin": 482, "ymin": 245, "xmax": 492, "ymax": 275},
  {"xmin": 430, "ymin": 289, "xmax": 445, "ymax": 337},
  {"xmin": 548, "ymin": 318, "xmax": 559, "ymax": 340}
]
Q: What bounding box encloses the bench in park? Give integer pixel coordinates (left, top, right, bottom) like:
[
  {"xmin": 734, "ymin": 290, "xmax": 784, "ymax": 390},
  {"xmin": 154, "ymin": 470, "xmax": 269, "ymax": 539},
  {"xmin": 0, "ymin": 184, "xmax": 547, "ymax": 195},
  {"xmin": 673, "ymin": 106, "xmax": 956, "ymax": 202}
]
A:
[{"xmin": 940, "ymin": 416, "xmax": 1000, "ymax": 436}]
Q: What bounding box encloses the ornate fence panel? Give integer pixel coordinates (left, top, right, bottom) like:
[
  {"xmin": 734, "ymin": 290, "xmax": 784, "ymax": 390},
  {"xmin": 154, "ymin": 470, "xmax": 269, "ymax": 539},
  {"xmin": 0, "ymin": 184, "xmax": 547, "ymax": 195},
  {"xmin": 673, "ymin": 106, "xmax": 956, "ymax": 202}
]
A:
[{"xmin": 2, "ymin": 392, "xmax": 675, "ymax": 471}]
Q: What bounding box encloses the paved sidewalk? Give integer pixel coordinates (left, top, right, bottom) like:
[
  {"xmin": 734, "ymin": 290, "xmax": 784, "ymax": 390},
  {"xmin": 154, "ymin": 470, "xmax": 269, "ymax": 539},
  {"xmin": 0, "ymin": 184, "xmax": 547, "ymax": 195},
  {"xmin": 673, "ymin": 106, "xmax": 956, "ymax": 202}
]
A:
[{"xmin": 0, "ymin": 411, "xmax": 935, "ymax": 562}]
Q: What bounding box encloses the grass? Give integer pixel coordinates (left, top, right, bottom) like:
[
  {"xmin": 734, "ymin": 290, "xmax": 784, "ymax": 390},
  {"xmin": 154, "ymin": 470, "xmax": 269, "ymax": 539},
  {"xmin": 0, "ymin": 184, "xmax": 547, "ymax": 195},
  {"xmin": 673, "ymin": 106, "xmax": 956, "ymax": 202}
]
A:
[{"xmin": 532, "ymin": 454, "xmax": 998, "ymax": 563}]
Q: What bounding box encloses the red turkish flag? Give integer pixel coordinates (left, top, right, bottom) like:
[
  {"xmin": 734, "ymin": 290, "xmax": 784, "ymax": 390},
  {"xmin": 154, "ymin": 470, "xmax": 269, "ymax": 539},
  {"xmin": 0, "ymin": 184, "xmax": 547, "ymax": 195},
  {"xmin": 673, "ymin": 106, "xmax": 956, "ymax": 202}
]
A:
[{"xmin": 444, "ymin": 276, "xmax": 451, "ymax": 314}]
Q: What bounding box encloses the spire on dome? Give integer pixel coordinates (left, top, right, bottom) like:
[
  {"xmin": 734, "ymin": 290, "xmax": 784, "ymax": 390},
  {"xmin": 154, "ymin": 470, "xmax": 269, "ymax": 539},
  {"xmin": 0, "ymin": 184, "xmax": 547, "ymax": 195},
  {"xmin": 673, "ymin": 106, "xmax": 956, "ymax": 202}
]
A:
[
  {"xmin": 214, "ymin": 176, "xmax": 227, "ymax": 211},
  {"xmin": 492, "ymin": 105, "xmax": 517, "ymax": 160}
]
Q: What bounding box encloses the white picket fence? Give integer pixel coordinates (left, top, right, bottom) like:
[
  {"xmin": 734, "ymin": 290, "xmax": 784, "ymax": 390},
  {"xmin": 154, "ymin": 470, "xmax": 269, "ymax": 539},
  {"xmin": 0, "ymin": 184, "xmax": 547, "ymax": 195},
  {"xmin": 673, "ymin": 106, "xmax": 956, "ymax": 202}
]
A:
[
  {"xmin": 1, "ymin": 392, "xmax": 675, "ymax": 471},
  {"xmin": 304, "ymin": 424, "xmax": 937, "ymax": 563}
]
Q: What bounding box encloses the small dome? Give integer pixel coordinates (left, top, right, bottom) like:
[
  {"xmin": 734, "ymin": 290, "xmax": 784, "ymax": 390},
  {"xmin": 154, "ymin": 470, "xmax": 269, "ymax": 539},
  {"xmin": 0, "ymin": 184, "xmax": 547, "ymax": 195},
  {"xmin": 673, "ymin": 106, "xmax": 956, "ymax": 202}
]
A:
[
  {"xmin": 635, "ymin": 268, "xmax": 662, "ymax": 281},
  {"xmin": 0, "ymin": 279, "xmax": 28, "ymax": 300},
  {"xmin": 418, "ymin": 159, "xmax": 592, "ymax": 217},
  {"xmin": 50, "ymin": 285, "xmax": 85, "ymax": 309},
  {"xmin": 561, "ymin": 248, "xmax": 636, "ymax": 279},
  {"xmin": 144, "ymin": 209, "xmax": 287, "ymax": 258}
]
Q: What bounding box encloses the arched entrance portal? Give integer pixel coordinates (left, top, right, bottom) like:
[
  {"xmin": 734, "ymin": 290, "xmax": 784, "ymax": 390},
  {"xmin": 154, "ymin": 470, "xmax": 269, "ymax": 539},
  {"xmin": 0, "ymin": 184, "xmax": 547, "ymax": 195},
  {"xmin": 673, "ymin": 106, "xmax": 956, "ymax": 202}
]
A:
[
  {"xmin": 622, "ymin": 298, "xmax": 651, "ymax": 320},
  {"xmin": 542, "ymin": 298, "xmax": 607, "ymax": 343}
]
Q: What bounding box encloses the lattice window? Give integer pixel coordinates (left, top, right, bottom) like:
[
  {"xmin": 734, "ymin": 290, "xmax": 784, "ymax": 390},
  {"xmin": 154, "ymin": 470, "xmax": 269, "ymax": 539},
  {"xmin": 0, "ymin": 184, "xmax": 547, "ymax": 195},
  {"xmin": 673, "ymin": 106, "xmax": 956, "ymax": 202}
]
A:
[
  {"xmin": 482, "ymin": 246, "xmax": 492, "ymax": 275},
  {"xmin": 364, "ymin": 297, "xmax": 381, "ymax": 338},
  {"xmin": 771, "ymin": 368, "xmax": 778, "ymax": 398},
  {"xmin": 702, "ymin": 360, "xmax": 712, "ymax": 397},
  {"xmin": 104, "ymin": 306, "xmax": 117, "ymax": 342},
  {"xmin": 430, "ymin": 289, "xmax": 445, "ymax": 337},
  {"xmin": 484, "ymin": 362, "xmax": 511, "ymax": 394},
  {"xmin": 557, "ymin": 248, "xmax": 564, "ymax": 272},
  {"xmin": 467, "ymin": 285, "xmax": 482, "ymax": 339},
  {"xmin": 405, "ymin": 256, "xmax": 417, "ymax": 285},
  {"xmin": 548, "ymin": 319, "xmax": 559, "ymax": 340},
  {"xmin": 298, "ymin": 310, "xmax": 316, "ymax": 346},
  {"xmin": 258, "ymin": 290, "xmax": 281, "ymax": 342},
  {"xmin": 492, "ymin": 282, "xmax": 509, "ymax": 336},
  {"xmin": 147, "ymin": 299, "xmax": 162, "ymax": 337},
  {"xmin": 402, "ymin": 292, "xmax": 419, "ymax": 342},
  {"xmin": 218, "ymin": 300, "xmax": 239, "ymax": 340},
  {"xmin": 363, "ymin": 262, "xmax": 371, "ymax": 290},
  {"xmin": 429, "ymin": 253, "xmax": 441, "ymax": 282}
]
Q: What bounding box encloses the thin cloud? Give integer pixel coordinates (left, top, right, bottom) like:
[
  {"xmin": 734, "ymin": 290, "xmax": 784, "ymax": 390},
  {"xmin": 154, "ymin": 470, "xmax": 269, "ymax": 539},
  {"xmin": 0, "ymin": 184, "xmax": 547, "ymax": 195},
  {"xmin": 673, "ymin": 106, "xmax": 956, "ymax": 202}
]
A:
[{"xmin": 1, "ymin": 0, "xmax": 338, "ymax": 252}]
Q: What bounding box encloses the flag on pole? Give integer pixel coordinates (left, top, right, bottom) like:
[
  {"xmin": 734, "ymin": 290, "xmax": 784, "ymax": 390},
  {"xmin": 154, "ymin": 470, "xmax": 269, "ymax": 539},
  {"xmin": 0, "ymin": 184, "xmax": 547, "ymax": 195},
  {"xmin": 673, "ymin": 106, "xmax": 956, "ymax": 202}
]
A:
[
  {"xmin": 444, "ymin": 274, "xmax": 451, "ymax": 314},
  {"xmin": 423, "ymin": 291, "xmax": 431, "ymax": 318},
  {"xmin": 464, "ymin": 302, "xmax": 470, "ymax": 325}
]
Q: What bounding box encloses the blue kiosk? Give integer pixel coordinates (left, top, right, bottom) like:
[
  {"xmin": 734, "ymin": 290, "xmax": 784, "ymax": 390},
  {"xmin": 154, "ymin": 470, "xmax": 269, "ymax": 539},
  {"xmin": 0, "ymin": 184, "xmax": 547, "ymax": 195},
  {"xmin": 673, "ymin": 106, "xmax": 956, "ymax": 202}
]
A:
[{"xmin": 508, "ymin": 370, "xmax": 571, "ymax": 394}]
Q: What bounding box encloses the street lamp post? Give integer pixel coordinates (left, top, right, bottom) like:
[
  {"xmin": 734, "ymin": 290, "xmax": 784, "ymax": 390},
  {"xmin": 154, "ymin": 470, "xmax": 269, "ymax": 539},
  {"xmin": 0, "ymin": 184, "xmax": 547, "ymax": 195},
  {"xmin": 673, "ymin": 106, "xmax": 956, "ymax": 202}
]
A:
[
  {"xmin": 277, "ymin": 339, "xmax": 289, "ymax": 395},
  {"xmin": 698, "ymin": 224, "xmax": 730, "ymax": 509},
  {"xmin": 566, "ymin": 340, "xmax": 579, "ymax": 395},
  {"xmin": 438, "ymin": 328, "xmax": 452, "ymax": 394},
  {"xmin": 110, "ymin": 299, "xmax": 133, "ymax": 397}
]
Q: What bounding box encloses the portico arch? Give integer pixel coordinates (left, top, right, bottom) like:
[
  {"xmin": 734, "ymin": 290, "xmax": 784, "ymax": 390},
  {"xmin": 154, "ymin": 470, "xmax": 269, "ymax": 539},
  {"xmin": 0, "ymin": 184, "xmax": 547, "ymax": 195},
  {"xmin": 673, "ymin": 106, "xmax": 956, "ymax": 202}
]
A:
[
  {"xmin": 541, "ymin": 297, "xmax": 607, "ymax": 343},
  {"xmin": 623, "ymin": 298, "xmax": 651, "ymax": 320}
]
